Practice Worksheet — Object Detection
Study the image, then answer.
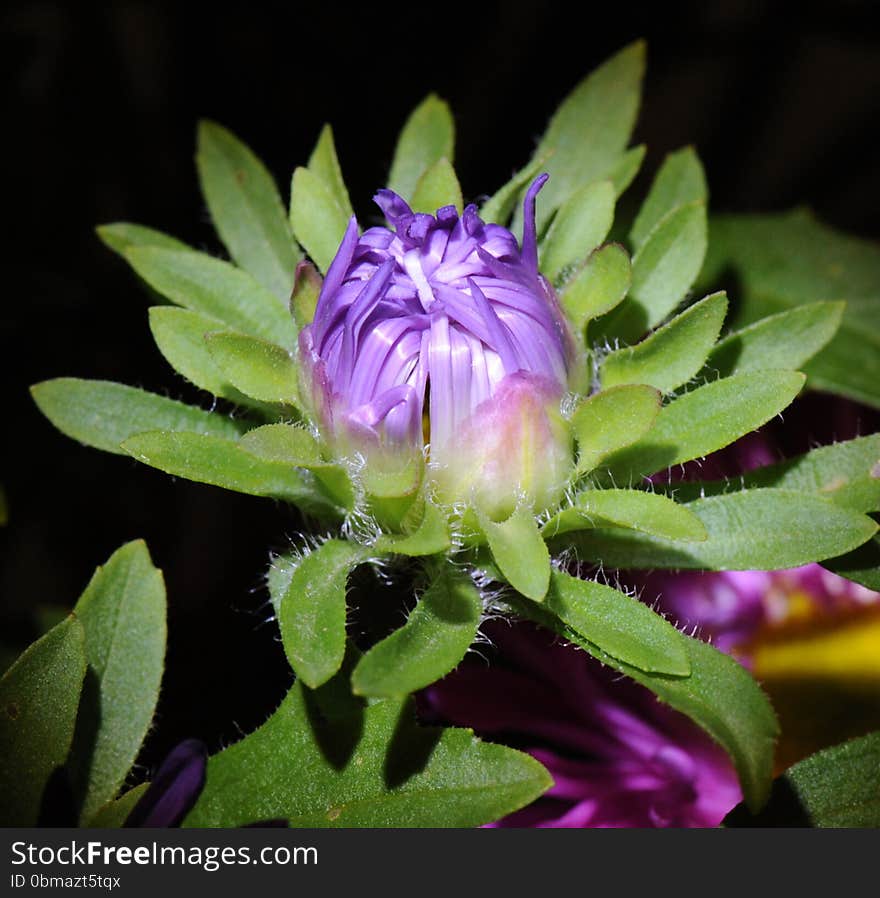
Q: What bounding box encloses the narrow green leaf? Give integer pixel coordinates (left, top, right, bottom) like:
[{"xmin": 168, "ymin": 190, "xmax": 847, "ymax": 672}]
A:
[
  {"xmin": 410, "ymin": 158, "xmax": 463, "ymax": 214},
  {"xmin": 530, "ymin": 41, "xmax": 645, "ymax": 228},
  {"xmin": 69, "ymin": 541, "xmax": 166, "ymax": 824},
  {"xmin": 124, "ymin": 247, "xmax": 297, "ymax": 349},
  {"xmin": 0, "ymin": 616, "xmax": 87, "ymax": 826},
  {"xmin": 544, "ymin": 488, "xmax": 707, "ymax": 542},
  {"xmin": 388, "ymin": 95, "xmax": 455, "ymax": 202},
  {"xmin": 540, "ymin": 181, "xmax": 615, "ymax": 286},
  {"xmin": 96, "ymin": 223, "xmax": 189, "ymax": 257},
  {"xmin": 824, "ymin": 535, "xmax": 880, "ymax": 591},
  {"xmin": 352, "ymin": 564, "xmax": 482, "ymax": 697},
  {"xmin": 600, "ymin": 292, "xmax": 728, "ymax": 393},
  {"xmin": 706, "ymin": 301, "xmax": 845, "ymax": 377},
  {"xmin": 543, "ymin": 570, "xmax": 691, "ymax": 675},
  {"xmin": 205, "ymin": 331, "xmax": 299, "ymax": 405},
  {"xmin": 667, "ymin": 434, "xmax": 880, "ymax": 513},
  {"xmin": 31, "ymin": 378, "xmax": 243, "ymax": 455},
  {"xmin": 725, "ymin": 731, "xmax": 880, "ymax": 827},
  {"xmin": 630, "ymin": 147, "xmax": 708, "ymax": 251},
  {"xmin": 196, "ymin": 120, "xmax": 300, "ymax": 300},
  {"xmin": 185, "ymin": 683, "xmax": 551, "ymax": 827},
  {"xmin": 149, "ymin": 307, "xmax": 273, "ymax": 411},
  {"xmin": 86, "ymin": 783, "xmax": 149, "ymax": 828},
  {"xmin": 480, "ymin": 156, "xmax": 548, "ymax": 225},
  {"xmin": 561, "ymin": 243, "xmax": 632, "ymax": 336},
  {"xmin": 120, "ymin": 431, "xmax": 343, "ymax": 516},
  {"xmin": 307, "ymin": 124, "xmax": 353, "ymax": 218},
  {"xmin": 607, "ymin": 144, "xmax": 646, "ymax": 197},
  {"xmin": 509, "ymin": 594, "xmax": 778, "ymax": 811},
  {"xmin": 290, "ymin": 166, "xmax": 352, "ymax": 275},
  {"xmin": 375, "ymin": 501, "xmax": 451, "ymax": 557},
  {"xmin": 290, "ymin": 261, "xmax": 322, "ymax": 331},
  {"xmin": 279, "ymin": 540, "xmax": 367, "ymax": 689},
  {"xmin": 481, "ymin": 505, "xmax": 551, "ymax": 602},
  {"xmin": 562, "ymin": 489, "xmax": 879, "ymax": 570},
  {"xmin": 605, "ymin": 370, "xmax": 806, "ymax": 480},
  {"xmin": 571, "ymin": 383, "xmax": 661, "ymax": 476}
]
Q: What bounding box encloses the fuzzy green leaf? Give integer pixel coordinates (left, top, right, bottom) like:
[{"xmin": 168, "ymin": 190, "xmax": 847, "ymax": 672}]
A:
[
  {"xmin": 307, "ymin": 124, "xmax": 353, "ymax": 219},
  {"xmin": 97, "ymin": 223, "xmax": 189, "ymax": 257},
  {"xmin": 31, "ymin": 378, "xmax": 243, "ymax": 455},
  {"xmin": 630, "ymin": 147, "xmax": 708, "ymax": 251},
  {"xmin": 601, "ymin": 292, "xmax": 728, "ymax": 393},
  {"xmin": 184, "ymin": 682, "xmax": 550, "ymax": 827},
  {"xmin": 352, "ymin": 564, "xmax": 482, "ymax": 698},
  {"xmin": 388, "ymin": 95, "xmax": 455, "ymax": 202},
  {"xmin": 480, "ymin": 156, "xmax": 548, "ymax": 225},
  {"xmin": 290, "ymin": 261, "xmax": 322, "ymax": 331},
  {"xmin": 124, "ymin": 247, "xmax": 297, "ymax": 350},
  {"xmin": 544, "ymin": 488, "xmax": 707, "ymax": 542},
  {"xmin": 196, "ymin": 120, "xmax": 300, "ymax": 300},
  {"xmin": 824, "ymin": 535, "xmax": 880, "ymax": 591},
  {"xmin": 69, "ymin": 541, "xmax": 165, "ymax": 824},
  {"xmin": 725, "ymin": 731, "xmax": 880, "ymax": 827},
  {"xmin": 279, "ymin": 540, "xmax": 367, "ymax": 689},
  {"xmin": 604, "ymin": 370, "xmax": 806, "ymax": 480},
  {"xmin": 375, "ymin": 501, "xmax": 451, "ymax": 557},
  {"xmin": 86, "ymin": 783, "xmax": 149, "ymax": 828},
  {"xmin": 530, "ymin": 41, "xmax": 645, "ymax": 228},
  {"xmin": 120, "ymin": 431, "xmax": 343, "ymax": 516},
  {"xmin": 290, "ymin": 166, "xmax": 352, "ymax": 275},
  {"xmin": 563, "ymin": 489, "xmax": 878, "ymax": 570},
  {"xmin": 481, "ymin": 505, "xmax": 551, "ymax": 602},
  {"xmin": 706, "ymin": 301, "xmax": 845, "ymax": 377},
  {"xmin": 607, "ymin": 144, "xmax": 646, "ymax": 197},
  {"xmin": 205, "ymin": 331, "xmax": 299, "ymax": 405},
  {"xmin": 0, "ymin": 616, "xmax": 87, "ymax": 826},
  {"xmin": 561, "ymin": 243, "xmax": 632, "ymax": 337},
  {"xmin": 410, "ymin": 157, "xmax": 463, "ymax": 214},
  {"xmin": 571, "ymin": 383, "xmax": 661, "ymax": 476},
  {"xmin": 540, "ymin": 180, "xmax": 615, "ymax": 284}
]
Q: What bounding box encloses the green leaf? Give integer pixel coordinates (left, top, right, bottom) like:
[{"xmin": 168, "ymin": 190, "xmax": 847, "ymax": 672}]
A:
[
  {"xmin": 0, "ymin": 616, "xmax": 87, "ymax": 826},
  {"xmin": 606, "ymin": 144, "xmax": 646, "ymax": 197},
  {"xmin": 120, "ymin": 431, "xmax": 343, "ymax": 516},
  {"xmin": 570, "ymin": 383, "xmax": 661, "ymax": 476},
  {"xmin": 509, "ymin": 594, "xmax": 777, "ymax": 811},
  {"xmin": 630, "ymin": 147, "xmax": 708, "ymax": 251},
  {"xmin": 668, "ymin": 434, "xmax": 880, "ymax": 513},
  {"xmin": 480, "ymin": 155, "xmax": 548, "ymax": 225},
  {"xmin": 351, "ymin": 563, "xmax": 482, "ymax": 697},
  {"xmin": 31, "ymin": 378, "xmax": 243, "ymax": 455},
  {"xmin": 410, "ymin": 158, "xmax": 463, "ymax": 214},
  {"xmin": 375, "ymin": 501, "xmax": 451, "ymax": 557},
  {"xmin": 600, "ymin": 292, "xmax": 728, "ymax": 393},
  {"xmin": 123, "ymin": 247, "xmax": 297, "ymax": 349},
  {"xmin": 481, "ymin": 505, "xmax": 551, "ymax": 602},
  {"xmin": 706, "ymin": 301, "xmax": 845, "ymax": 377},
  {"xmin": 290, "ymin": 166, "xmax": 352, "ymax": 275},
  {"xmin": 279, "ymin": 540, "xmax": 367, "ymax": 689},
  {"xmin": 388, "ymin": 95, "xmax": 455, "ymax": 202},
  {"xmin": 205, "ymin": 331, "xmax": 299, "ymax": 405},
  {"xmin": 604, "ymin": 370, "xmax": 806, "ymax": 479},
  {"xmin": 196, "ymin": 120, "xmax": 300, "ymax": 300},
  {"xmin": 725, "ymin": 731, "xmax": 880, "ymax": 827},
  {"xmin": 86, "ymin": 783, "xmax": 149, "ymax": 828},
  {"xmin": 530, "ymin": 41, "xmax": 645, "ymax": 228},
  {"xmin": 184, "ymin": 683, "xmax": 550, "ymax": 827},
  {"xmin": 703, "ymin": 210, "xmax": 880, "ymax": 408},
  {"xmin": 543, "ymin": 488, "xmax": 707, "ymax": 542},
  {"xmin": 562, "ymin": 489, "xmax": 879, "ymax": 570},
  {"xmin": 149, "ymin": 308, "xmax": 273, "ymax": 411},
  {"xmin": 561, "ymin": 243, "xmax": 632, "ymax": 337},
  {"xmin": 824, "ymin": 535, "xmax": 880, "ymax": 591},
  {"xmin": 290, "ymin": 261, "xmax": 322, "ymax": 331},
  {"xmin": 543, "ymin": 570, "xmax": 690, "ymax": 675},
  {"xmin": 96, "ymin": 222, "xmax": 189, "ymax": 257},
  {"xmin": 307, "ymin": 124, "xmax": 353, "ymax": 219},
  {"xmin": 69, "ymin": 541, "xmax": 165, "ymax": 824},
  {"xmin": 540, "ymin": 180, "xmax": 615, "ymax": 284}
]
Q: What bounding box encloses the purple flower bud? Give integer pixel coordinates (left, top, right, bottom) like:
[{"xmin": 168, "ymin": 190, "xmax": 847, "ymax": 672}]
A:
[{"xmin": 298, "ymin": 177, "xmax": 573, "ymax": 515}]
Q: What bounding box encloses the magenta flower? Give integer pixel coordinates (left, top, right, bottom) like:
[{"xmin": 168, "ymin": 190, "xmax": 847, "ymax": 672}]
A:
[
  {"xmin": 420, "ymin": 621, "xmax": 742, "ymax": 827},
  {"xmin": 298, "ymin": 177, "xmax": 573, "ymax": 516}
]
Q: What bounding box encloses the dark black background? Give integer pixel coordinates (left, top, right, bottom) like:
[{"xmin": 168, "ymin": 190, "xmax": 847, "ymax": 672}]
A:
[{"xmin": 3, "ymin": 0, "xmax": 880, "ymax": 778}]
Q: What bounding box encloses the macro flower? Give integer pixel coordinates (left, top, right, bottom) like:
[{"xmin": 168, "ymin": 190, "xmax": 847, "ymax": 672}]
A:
[{"xmin": 298, "ymin": 176, "xmax": 573, "ymax": 518}]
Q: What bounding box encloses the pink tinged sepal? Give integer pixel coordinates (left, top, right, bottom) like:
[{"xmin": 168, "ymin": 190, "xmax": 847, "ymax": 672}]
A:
[{"xmin": 429, "ymin": 372, "xmax": 573, "ymax": 520}]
